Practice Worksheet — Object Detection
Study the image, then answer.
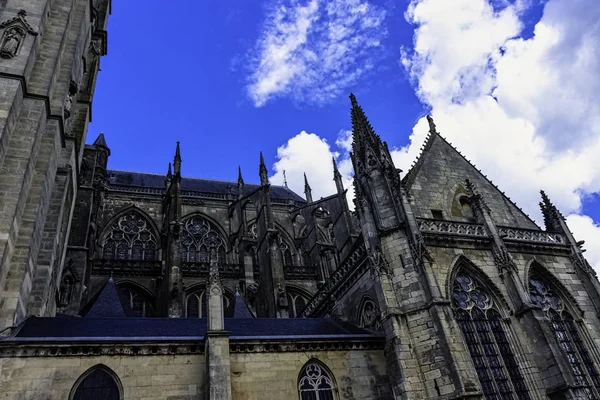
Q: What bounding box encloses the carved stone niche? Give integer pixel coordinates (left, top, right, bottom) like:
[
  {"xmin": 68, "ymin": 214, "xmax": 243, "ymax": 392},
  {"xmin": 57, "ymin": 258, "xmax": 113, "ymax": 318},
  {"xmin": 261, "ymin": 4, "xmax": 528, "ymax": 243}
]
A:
[
  {"xmin": 64, "ymin": 80, "xmax": 78, "ymax": 119},
  {"xmin": 0, "ymin": 10, "xmax": 38, "ymax": 60}
]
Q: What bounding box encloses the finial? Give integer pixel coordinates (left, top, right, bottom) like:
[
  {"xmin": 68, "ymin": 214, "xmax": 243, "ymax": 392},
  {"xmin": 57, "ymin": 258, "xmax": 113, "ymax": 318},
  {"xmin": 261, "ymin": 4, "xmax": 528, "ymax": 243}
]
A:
[
  {"xmin": 283, "ymin": 170, "xmax": 288, "ymax": 187},
  {"xmin": 259, "ymin": 151, "xmax": 269, "ymax": 186},
  {"xmin": 426, "ymin": 115, "xmax": 437, "ymax": 134},
  {"xmin": 238, "ymin": 165, "xmax": 244, "ymax": 186}
]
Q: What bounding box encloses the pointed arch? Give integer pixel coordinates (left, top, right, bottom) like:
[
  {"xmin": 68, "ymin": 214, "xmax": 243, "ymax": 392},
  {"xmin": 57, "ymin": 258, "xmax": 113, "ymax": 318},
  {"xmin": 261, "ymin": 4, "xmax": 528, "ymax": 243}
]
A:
[
  {"xmin": 184, "ymin": 283, "xmax": 234, "ymax": 318},
  {"xmin": 286, "ymin": 285, "xmax": 312, "ymax": 318},
  {"xmin": 99, "ymin": 206, "xmax": 160, "ymax": 261},
  {"xmin": 357, "ymin": 295, "xmax": 382, "ymax": 332},
  {"xmin": 527, "ymin": 261, "xmax": 600, "ymax": 394},
  {"xmin": 180, "ymin": 213, "xmax": 228, "ymax": 263},
  {"xmin": 449, "ymin": 256, "xmax": 531, "ymax": 398},
  {"xmin": 446, "ymin": 255, "xmax": 512, "ymax": 314},
  {"xmin": 298, "ymin": 358, "xmax": 338, "ymax": 400},
  {"xmin": 115, "ymin": 280, "xmax": 156, "ymax": 317},
  {"xmin": 526, "ymin": 259, "xmax": 584, "ymax": 317},
  {"xmin": 70, "ymin": 364, "xmax": 123, "ymax": 400}
]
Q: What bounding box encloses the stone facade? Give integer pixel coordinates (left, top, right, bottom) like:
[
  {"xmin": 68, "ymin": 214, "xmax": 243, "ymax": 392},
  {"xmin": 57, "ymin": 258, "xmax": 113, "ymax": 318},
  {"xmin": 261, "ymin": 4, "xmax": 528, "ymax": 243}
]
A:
[{"xmin": 1, "ymin": 2, "xmax": 600, "ymax": 400}]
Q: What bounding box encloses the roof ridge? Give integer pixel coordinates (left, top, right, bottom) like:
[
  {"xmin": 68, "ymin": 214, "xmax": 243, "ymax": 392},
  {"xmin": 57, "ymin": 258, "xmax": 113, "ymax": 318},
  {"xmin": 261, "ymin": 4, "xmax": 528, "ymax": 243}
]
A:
[{"xmin": 401, "ymin": 130, "xmax": 540, "ymax": 229}]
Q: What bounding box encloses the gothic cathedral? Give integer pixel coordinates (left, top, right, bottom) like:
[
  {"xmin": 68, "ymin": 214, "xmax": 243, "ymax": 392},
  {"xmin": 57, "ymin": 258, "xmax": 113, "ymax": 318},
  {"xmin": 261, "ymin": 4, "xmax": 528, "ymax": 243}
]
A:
[{"xmin": 1, "ymin": 2, "xmax": 600, "ymax": 400}]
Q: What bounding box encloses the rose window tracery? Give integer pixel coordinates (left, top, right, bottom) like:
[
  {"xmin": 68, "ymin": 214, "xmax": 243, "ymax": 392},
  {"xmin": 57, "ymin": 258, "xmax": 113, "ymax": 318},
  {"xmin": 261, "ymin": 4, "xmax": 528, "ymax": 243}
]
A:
[
  {"xmin": 101, "ymin": 211, "xmax": 158, "ymax": 261},
  {"xmin": 180, "ymin": 216, "xmax": 226, "ymax": 263},
  {"xmin": 452, "ymin": 271, "xmax": 530, "ymax": 399}
]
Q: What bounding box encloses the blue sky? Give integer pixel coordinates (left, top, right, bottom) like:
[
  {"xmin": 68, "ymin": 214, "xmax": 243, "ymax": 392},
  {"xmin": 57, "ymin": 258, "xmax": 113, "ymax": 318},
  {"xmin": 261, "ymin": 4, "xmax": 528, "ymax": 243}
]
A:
[{"xmin": 89, "ymin": 0, "xmax": 600, "ymax": 270}]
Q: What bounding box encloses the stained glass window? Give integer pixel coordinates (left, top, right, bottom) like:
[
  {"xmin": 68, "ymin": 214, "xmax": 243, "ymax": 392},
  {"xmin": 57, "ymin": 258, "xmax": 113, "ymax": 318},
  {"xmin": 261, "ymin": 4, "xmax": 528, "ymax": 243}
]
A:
[
  {"xmin": 180, "ymin": 216, "xmax": 226, "ymax": 263},
  {"xmin": 452, "ymin": 271, "xmax": 530, "ymax": 399},
  {"xmin": 101, "ymin": 211, "xmax": 158, "ymax": 261},
  {"xmin": 72, "ymin": 367, "xmax": 120, "ymax": 400},
  {"xmin": 298, "ymin": 361, "xmax": 336, "ymax": 400},
  {"xmin": 529, "ymin": 273, "xmax": 600, "ymax": 395}
]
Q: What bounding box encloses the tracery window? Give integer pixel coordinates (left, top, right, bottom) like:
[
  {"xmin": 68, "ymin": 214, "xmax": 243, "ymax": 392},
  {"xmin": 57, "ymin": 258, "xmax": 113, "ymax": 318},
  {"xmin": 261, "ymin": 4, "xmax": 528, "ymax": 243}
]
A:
[
  {"xmin": 529, "ymin": 273, "xmax": 600, "ymax": 396},
  {"xmin": 101, "ymin": 211, "xmax": 158, "ymax": 261},
  {"xmin": 118, "ymin": 285, "xmax": 155, "ymax": 317},
  {"xmin": 72, "ymin": 366, "xmax": 120, "ymax": 400},
  {"xmin": 279, "ymin": 237, "xmax": 293, "ymax": 266},
  {"xmin": 452, "ymin": 271, "xmax": 530, "ymax": 399},
  {"xmin": 180, "ymin": 216, "xmax": 226, "ymax": 264},
  {"xmin": 185, "ymin": 290, "xmax": 234, "ymax": 318},
  {"xmin": 287, "ymin": 288, "xmax": 308, "ymax": 318},
  {"xmin": 298, "ymin": 361, "xmax": 336, "ymax": 400}
]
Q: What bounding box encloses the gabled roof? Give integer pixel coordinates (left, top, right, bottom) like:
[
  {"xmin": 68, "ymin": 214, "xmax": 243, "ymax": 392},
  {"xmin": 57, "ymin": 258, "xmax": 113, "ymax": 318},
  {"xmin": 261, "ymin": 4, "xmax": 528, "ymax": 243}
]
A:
[
  {"xmin": 402, "ymin": 130, "xmax": 539, "ymax": 229},
  {"xmin": 79, "ymin": 278, "xmax": 131, "ymax": 318},
  {"xmin": 106, "ymin": 170, "xmax": 306, "ymax": 202},
  {"xmin": 12, "ymin": 316, "xmax": 377, "ymax": 340},
  {"xmin": 233, "ymin": 290, "xmax": 255, "ymax": 319}
]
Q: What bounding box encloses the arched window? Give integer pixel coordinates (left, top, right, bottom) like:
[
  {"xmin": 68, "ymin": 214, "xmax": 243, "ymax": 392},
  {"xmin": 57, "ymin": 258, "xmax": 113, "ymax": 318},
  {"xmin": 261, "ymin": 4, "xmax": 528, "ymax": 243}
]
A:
[
  {"xmin": 118, "ymin": 284, "xmax": 155, "ymax": 317},
  {"xmin": 287, "ymin": 287, "xmax": 309, "ymax": 318},
  {"xmin": 71, "ymin": 365, "xmax": 121, "ymax": 400},
  {"xmin": 278, "ymin": 237, "xmax": 293, "ymax": 266},
  {"xmin": 101, "ymin": 211, "xmax": 158, "ymax": 261},
  {"xmin": 298, "ymin": 360, "xmax": 336, "ymax": 400},
  {"xmin": 301, "ymin": 243, "xmax": 311, "ymax": 267},
  {"xmin": 529, "ymin": 273, "xmax": 600, "ymax": 396},
  {"xmin": 180, "ymin": 216, "xmax": 226, "ymax": 263},
  {"xmin": 452, "ymin": 271, "xmax": 530, "ymax": 399},
  {"xmin": 358, "ymin": 297, "xmax": 381, "ymax": 332},
  {"xmin": 185, "ymin": 289, "xmax": 234, "ymax": 318}
]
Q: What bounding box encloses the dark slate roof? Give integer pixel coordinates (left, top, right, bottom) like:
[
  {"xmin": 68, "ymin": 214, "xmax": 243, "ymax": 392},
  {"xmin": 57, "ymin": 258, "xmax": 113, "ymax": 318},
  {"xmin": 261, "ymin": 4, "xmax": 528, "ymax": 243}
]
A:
[
  {"xmin": 233, "ymin": 291, "xmax": 255, "ymax": 319},
  {"xmin": 12, "ymin": 317, "xmax": 376, "ymax": 341},
  {"xmin": 106, "ymin": 170, "xmax": 306, "ymax": 202},
  {"xmin": 79, "ymin": 278, "xmax": 132, "ymax": 318}
]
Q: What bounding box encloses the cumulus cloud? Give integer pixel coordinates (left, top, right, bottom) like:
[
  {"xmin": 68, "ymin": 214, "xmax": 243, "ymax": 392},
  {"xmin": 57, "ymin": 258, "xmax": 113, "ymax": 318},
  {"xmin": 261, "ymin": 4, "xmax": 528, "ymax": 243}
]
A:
[
  {"xmin": 247, "ymin": 0, "xmax": 387, "ymax": 106},
  {"xmin": 269, "ymin": 130, "xmax": 355, "ymax": 204},
  {"xmin": 399, "ymin": 0, "xmax": 600, "ymax": 271}
]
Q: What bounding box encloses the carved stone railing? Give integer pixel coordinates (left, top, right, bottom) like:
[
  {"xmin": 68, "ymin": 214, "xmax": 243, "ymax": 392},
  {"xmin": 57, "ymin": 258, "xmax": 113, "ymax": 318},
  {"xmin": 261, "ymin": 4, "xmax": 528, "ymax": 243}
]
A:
[
  {"xmin": 92, "ymin": 259, "xmax": 162, "ymax": 276},
  {"xmin": 299, "ymin": 242, "xmax": 368, "ymax": 317},
  {"xmin": 284, "ymin": 264, "xmax": 318, "ymax": 280},
  {"xmin": 418, "ymin": 218, "xmax": 487, "ymax": 237},
  {"xmin": 180, "ymin": 262, "xmax": 242, "ymax": 279},
  {"xmin": 497, "ymin": 227, "xmax": 566, "ymax": 245},
  {"xmin": 108, "ymin": 185, "xmax": 164, "ymax": 195}
]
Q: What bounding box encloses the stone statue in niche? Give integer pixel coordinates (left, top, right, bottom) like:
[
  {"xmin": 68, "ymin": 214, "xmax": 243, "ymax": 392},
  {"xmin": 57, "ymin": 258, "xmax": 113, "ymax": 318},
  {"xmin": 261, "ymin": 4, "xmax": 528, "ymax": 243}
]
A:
[
  {"xmin": 360, "ymin": 299, "xmax": 382, "ymax": 332},
  {"xmin": 58, "ymin": 274, "xmax": 74, "ymax": 307},
  {"xmin": 277, "ymin": 283, "xmax": 288, "ymax": 308},
  {"xmin": 64, "ymin": 81, "xmax": 78, "ymax": 119},
  {"xmin": 0, "ymin": 28, "xmax": 22, "ymax": 58},
  {"xmin": 0, "ymin": 10, "xmax": 38, "ymax": 60}
]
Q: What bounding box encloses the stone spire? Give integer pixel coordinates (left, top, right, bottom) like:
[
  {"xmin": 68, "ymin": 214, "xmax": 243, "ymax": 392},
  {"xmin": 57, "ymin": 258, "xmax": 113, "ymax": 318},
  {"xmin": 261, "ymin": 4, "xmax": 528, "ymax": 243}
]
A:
[
  {"xmin": 259, "ymin": 152, "xmax": 269, "ymax": 186},
  {"xmin": 173, "ymin": 141, "xmax": 182, "ymax": 176},
  {"xmin": 539, "ymin": 190, "xmax": 563, "ymax": 233},
  {"xmin": 164, "ymin": 162, "xmax": 173, "ymax": 187},
  {"xmin": 350, "ymin": 93, "xmax": 384, "ymax": 165},
  {"xmin": 332, "ymin": 156, "xmax": 344, "ymax": 193},
  {"xmin": 304, "ymin": 173, "xmax": 313, "ymax": 203},
  {"xmin": 237, "ymin": 165, "xmax": 244, "ymax": 198}
]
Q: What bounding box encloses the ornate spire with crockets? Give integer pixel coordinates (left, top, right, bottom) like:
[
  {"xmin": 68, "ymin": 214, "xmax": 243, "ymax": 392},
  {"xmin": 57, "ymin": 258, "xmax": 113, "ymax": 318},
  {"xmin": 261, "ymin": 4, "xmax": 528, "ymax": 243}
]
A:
[
  {"xmin": 332, "ymin": 156, "xmax": 344, "ymax": 193},
  {"xmin": 259, "ymin": 152, "xmax": 269, "ymax": 186},
  {"xmin": 540, "ymin": 190, "xmax": 564, "ymax": 232},
  {"xmin": 173, "ymin": 141, "xmax": 182, "ymax": 176},
  {"xmin": 350, "ymin": 93, "xmax": 385, "ymax": 166},
  {"xmin": 304, "ymin": 172, "xmax": 313, "ymax": 203}
]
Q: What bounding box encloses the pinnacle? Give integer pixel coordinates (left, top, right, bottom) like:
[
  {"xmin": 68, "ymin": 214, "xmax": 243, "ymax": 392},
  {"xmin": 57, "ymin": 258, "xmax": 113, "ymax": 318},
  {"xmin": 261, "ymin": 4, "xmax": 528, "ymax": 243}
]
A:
[
  {"xmin": 426, "ymin": 115, "xmax": 437, "ymax": 134},
  {"xmin": 93, "ymin": 132, "xmax": 108, "ymax": 148},
  {"xmin": 167, "ymin": 162, "xmax": 172, "ymax": 178},
  {"xmin": 238, "ymin": 165, "xmax": 244, "ymax": 185}
]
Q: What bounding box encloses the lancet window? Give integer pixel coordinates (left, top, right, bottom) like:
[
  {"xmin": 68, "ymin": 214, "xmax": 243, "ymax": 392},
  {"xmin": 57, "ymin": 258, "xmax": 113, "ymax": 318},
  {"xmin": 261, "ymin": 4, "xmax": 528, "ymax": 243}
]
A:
[
  {"xmin": 180, "ymin": 216, "xmax": 226, "ymax": 264},
  {"xmin": 278, "ymin": 237, "xmax": 293, "ymax": 266},
  {"xmin": 529, "ymin": 273, "xmax": 600, "ymax": 395},
  {"xmin": 72, "ymin": 366, "xmax": 120, "ymax": 400},
  {"xmin": 118, "ymin": 284, "xmax": 154, "ymax": 317},
  {"xmin": 101, "ymin": 211, "xmax": 158, "ymax": 261},
  {"xmin": 452, "ymin": 271, "xmax": 530, "ymax": 399},
  {"xmin": 298, "ymin": 360, "xmax": 336, "ymax": 400},
  {"xmin": 185, "ymin": 289, "xmax": 234, "ymax": 318},
  {"xmin": 287, "ymin": 287, "xmax": 308, "ymax": 318}
]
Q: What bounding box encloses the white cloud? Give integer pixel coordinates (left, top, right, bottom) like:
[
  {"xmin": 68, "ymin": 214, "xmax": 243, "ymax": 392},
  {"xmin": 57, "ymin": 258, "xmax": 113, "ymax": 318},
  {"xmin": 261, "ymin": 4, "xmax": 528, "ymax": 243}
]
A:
[
  {"xmin": 399, "ymin": 0, "xmax": 600, "ymax": 272},
  {"xmin": 247, "ymin": 0, "xmax": 387, "ymax": 106},
  {"xmin": 269, "ymin": 130, "xmax": 355, "ymax": 205}
]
